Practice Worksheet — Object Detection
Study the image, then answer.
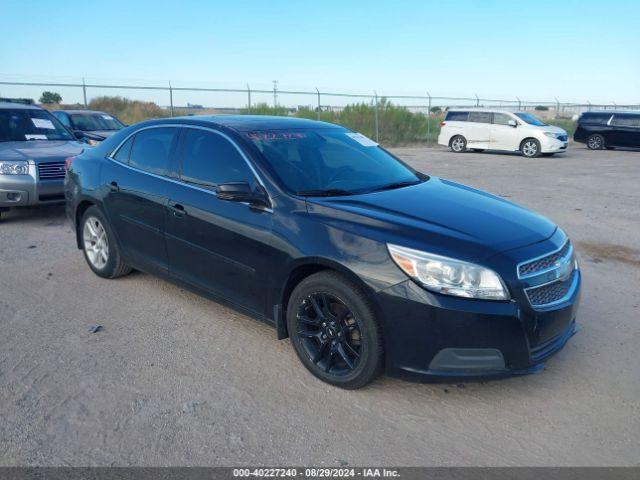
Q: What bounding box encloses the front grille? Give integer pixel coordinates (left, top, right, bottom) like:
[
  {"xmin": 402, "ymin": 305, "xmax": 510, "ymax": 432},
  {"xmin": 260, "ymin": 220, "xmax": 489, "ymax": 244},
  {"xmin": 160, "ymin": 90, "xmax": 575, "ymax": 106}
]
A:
[
  {"xmin": 558, "ymin": 134, "xmax": 568, "ymax": 142},
  {"xmin": 518, "ymin": 241, "xmax": 571, "ymax": 278},
  {"xmin": 37, "ymin": 161, "xmax": 66, "ymax": 180},
  {"xmin": 526, "ymin": 270, "xmax": 576, "ymax": 307}
]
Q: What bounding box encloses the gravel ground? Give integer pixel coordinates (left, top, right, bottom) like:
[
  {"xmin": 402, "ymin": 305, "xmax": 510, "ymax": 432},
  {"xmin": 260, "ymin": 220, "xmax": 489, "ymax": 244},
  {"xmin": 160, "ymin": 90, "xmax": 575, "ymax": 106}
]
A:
[{"xmin": 1, "ymin": 145, "xmax": 639, "ymax": 467}]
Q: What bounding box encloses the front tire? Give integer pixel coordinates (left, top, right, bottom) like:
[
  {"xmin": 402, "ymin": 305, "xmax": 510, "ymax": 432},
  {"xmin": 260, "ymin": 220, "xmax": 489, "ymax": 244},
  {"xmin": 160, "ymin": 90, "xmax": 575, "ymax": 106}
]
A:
[
  {"xmin": 286, "ymin": 271, "xmax": 383, "ymax": 389},
  {"xmin": 521, "ymin": 138, "xmax": 541, "ymax": 158},
  {"xmin": 81, "ymin": 206, "xmax": 131, "ymax": 279},
  {"xmin": 450, "ymin": 135, "xmax": 467, "ymax": 153},
  {"xmin": 587, "ymin": 134, "xmax": 605, "ymax": 150}
]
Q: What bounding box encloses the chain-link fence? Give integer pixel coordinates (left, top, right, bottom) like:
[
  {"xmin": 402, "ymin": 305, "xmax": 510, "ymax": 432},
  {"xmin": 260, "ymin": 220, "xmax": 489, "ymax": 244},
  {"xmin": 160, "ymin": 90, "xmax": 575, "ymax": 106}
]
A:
[{"xmin": 2, "ymin": 76, "xmax": 638, "ymax": 145}]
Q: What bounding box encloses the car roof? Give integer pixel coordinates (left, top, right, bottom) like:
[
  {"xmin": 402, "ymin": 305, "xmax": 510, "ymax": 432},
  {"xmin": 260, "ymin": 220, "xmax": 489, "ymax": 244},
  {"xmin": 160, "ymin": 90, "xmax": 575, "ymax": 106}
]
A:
[
  {"xmin": 56, "ymin": 109, "xmax": 110, "ymax": 115},
  {"xmin": 581, "ymin": 110, "xmax": 640, "ymax": 115},
  {"xmin": 447, "ymin": 108, "xmax": 526, "ymax": 114},
  {"xmin": 146, "ymin": 115, "xmax": 344, "ymax": 132},
  {"xmin": 0, "ymin": 102, "xmax": 43, "ymax": 111}
]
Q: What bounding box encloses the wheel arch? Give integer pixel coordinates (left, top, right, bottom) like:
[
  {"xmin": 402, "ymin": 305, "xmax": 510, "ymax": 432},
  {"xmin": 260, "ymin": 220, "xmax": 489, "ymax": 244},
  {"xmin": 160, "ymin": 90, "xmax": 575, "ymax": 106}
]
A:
[
  {"xmin": 519, "ymin": 136, "xmax": 541, "ymax": 153},
  {"xmin": 74, "ymin": 199, "xmax": 97, "ymax": 249},
  {"xmin": 274, "ymin": 257, "xmax": 377, "ymax": 340}
]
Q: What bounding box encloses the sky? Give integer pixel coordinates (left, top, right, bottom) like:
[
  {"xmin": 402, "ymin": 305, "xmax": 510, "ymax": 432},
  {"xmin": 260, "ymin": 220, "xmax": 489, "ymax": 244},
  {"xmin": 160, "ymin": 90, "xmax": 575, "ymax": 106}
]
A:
[{"xmin": 1, "ymin": 0, "xmax": 639, "ymax": 107}]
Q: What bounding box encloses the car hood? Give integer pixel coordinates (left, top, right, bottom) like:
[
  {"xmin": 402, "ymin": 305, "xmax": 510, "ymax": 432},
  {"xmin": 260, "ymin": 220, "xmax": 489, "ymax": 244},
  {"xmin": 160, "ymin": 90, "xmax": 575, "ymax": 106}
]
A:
[
  {"xmin": 541, "ymin": 125, "xmax": 567, "ymax": 135},
  {"xmin": 84, "ymin": 130, "xmax": 119, "ymax": 140},
  {"xmin": 306, "ymin": 177, "xmax": 557, "ymax": 262},
  {"xmin": 0, "ymin": 140, "xmax": 86, "ymax": 164}
]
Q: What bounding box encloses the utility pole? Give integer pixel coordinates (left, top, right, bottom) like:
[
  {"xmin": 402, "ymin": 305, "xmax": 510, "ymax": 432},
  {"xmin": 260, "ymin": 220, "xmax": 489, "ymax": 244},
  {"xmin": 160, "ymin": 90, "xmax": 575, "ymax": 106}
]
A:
[{"xmin": 272, "ymin": 80, "xmax": 278, "ymax": 108}]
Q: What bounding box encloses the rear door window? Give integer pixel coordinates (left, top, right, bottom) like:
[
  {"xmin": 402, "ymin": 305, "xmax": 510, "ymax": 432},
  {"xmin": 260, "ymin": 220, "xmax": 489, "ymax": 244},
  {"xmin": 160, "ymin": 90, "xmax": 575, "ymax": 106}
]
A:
[
  {"xmin": 445, "ymin": 111, "xmax": 468, "ymax": 121},
  {"xmin": 129, "ymin": 127, "xmax": 179, "ymax": 176},
  {"xmin": 468, "ymin": 112, "xmax": 492, "ymax": 123},
  {"xmin": 611, "ymin": 114, "xmax": 640, "ymax": 127},
  {"xmin": 113, "ymin": 136, "xmax": 134, "ymax": 164},
  {"xmin": 580, "ymin": 113, "xmax": 612, "ymax": 125},
  {"xmin": 180, "ymin": 129, "xmax": 255, "ymax": 188}
]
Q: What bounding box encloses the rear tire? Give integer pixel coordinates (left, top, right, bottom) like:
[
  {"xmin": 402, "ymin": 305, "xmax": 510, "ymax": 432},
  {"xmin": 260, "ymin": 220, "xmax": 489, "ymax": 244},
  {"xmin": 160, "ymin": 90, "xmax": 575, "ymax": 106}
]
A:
[
  {"xmin": 587, "ymin": 134, "xmax": 605, "ymax": 150},
  {"xmin": 286, "ymin": 271, "xmax": 383, "ymax": 389},
  {"xmin": 450, "ymin": 135, "xmax": 467, "ymax": 153},
  {"xmin": 81, "ymin": 206, "xmax": 132, "ymax": 279},
  {"xmin": 521, "ymin": 138, "xmax": 541, "ymax": 158}
]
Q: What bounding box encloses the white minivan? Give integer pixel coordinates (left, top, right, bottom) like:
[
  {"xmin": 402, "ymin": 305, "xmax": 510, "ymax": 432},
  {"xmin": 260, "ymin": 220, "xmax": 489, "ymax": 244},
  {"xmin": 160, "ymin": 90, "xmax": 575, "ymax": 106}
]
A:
[{"xmin": 437, "ymin": 109, "xmax": 568, "ymax": 157}]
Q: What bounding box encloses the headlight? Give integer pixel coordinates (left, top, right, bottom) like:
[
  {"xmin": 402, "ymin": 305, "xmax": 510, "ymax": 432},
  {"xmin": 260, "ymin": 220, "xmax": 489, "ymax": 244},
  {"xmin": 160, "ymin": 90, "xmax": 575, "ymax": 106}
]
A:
[
  {"xmin": 387, "ymin": 244, "xmax": 510, "ymax": 300},
  {"xmin": 0, "ymin": 161, "xmax": 29, "ymax": 175},
  {"xmin": 544, "ymin": 132, "xmax": 563, "ymax": 139}
]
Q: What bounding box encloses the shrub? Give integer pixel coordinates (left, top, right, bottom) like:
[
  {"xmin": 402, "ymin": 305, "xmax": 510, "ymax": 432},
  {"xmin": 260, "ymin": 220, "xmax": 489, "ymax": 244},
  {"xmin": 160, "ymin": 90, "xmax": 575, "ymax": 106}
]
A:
[
  {"xmin": 40, "ymin": 91, "xmax": 62, "ymax": 104},
  {"xmin": 88, "ymin": 96, "xmax": 170, "ymax": 124},
  {"xmin": 535, "ymin": 105, "xmax": 549, "ymax": 111},
  {"xmin": 241, "ymin": 102, "xmax": 290, "ymax": 116}
]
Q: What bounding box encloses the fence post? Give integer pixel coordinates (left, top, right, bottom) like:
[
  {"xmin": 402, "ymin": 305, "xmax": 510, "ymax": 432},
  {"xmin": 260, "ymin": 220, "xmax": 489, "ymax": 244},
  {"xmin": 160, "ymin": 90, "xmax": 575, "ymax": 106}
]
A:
[
  {"xmin": 475, "ymin": 93, "xmax": 479, "ymax": 107},
  {"xmin": 169, "ymin": 81, "xmax": 174, "ymax": 117},
  {"xmin": 517, "ymin": 96, "xmax": 521, "ymax": 110},
  {"xmin": 373, "ymin": 91, "xmax": 379, "ymax": 143},
  {"xmin": 427, "ymin": 91, "xmax": 432, "ymax": 146},
  {"xmin": 82, "ymin": 77, "xmax": 87, "ymax": 108},
  {"xmin": 587, "ymin": 101, "xmax": 592, "ymax": 111},
  {"xmin": 555, "ymin": 97, "xmax": 560, "ymax": 118},
  {"xmin": 315, "ymin": 87, "xmax": 321, "ymax": 120},
  {"xmin": 247, "ymin": 84, "xmax": 251, "ymax": 113}
]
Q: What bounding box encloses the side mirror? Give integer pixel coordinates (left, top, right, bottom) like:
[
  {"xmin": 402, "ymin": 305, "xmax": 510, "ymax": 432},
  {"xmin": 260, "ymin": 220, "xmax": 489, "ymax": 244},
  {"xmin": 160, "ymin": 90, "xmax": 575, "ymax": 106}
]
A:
[
  {"xmin": 508, "ymin": 119, "xmax": 518, "ymax": 128},
  {"xmin": 216, "ymin": 182, "xmax": 270, "ymax": 208},
  {"xmin": 73, "ymin": 130, "xmax": 86, "ymax": 140}
]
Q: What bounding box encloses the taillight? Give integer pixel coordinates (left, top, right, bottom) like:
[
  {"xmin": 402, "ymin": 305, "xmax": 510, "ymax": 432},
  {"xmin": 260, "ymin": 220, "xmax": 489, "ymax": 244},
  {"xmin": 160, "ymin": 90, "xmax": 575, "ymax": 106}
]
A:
[{"xmin": 64, "ymin": 156, "xmax": 77, "ymax": 171}]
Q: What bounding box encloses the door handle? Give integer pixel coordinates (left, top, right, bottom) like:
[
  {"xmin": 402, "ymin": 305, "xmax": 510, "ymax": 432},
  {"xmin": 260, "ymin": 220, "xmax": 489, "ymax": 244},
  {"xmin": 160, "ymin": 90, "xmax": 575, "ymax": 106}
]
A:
[
  {"xmin": 109, "ymin": 181, "xmax": 119, "ymax": 192},
  {"xmin": 168, "ymin": 201, "xmax": 186, "ymax": 217}
]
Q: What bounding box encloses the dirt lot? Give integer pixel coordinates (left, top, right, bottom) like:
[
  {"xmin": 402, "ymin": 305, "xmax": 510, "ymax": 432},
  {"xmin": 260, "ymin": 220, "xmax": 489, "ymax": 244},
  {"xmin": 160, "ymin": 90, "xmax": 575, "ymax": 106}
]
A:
[{"xmin": 1, "ymin": 145, "xmax": 639, "ymax": 467}]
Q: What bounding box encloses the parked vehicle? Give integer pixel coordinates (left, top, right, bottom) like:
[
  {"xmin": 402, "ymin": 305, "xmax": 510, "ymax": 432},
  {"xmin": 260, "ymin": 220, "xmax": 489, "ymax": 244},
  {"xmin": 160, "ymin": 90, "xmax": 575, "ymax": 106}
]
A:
[
  {"xmin": 0, "ymin": 102, "xmax": 85, "ymax": 219},
  {"xmin": 438, "ymin": 109, "xmax": 568, "ymax": 157},
  {"xmin": 52, "ymin": 110, "xmax": 125, "ymax": 145},
  {"xmin": 574, "ymin": 111, "xmax": 640, "ymax": 150},
  {"xmin": 65, "ymin": 116, "xmax": 580, "ymax": 388}
]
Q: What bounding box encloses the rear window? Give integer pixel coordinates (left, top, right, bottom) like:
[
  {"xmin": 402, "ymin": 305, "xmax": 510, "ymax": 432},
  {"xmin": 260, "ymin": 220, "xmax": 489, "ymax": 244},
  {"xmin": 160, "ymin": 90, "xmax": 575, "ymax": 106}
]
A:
[
  {"xmin": 579, "ymin": 113, "xmax": 612, "ymax": 125},
  {"xmin": 445, "ymin": 111, "xmax": 468, "ymax": 122}
]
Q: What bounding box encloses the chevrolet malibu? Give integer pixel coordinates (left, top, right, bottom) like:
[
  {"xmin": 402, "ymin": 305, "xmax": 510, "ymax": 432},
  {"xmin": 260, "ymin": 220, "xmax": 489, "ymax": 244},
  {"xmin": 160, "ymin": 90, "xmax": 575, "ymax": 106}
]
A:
[{"xmin": 65, "ymin": 116, "xmax": 580, "ymax": 388}]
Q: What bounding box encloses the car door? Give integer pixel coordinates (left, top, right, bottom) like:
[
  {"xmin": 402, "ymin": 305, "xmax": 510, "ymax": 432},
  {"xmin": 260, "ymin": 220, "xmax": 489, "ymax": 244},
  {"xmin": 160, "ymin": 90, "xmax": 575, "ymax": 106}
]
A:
[
  {"xmin": 165, "ymin": 127, "xmax": 273, "ymax": 316},
  {"xmin": 466, "ymin": 112, "xmax": 492, "ymax": 149},
  {"xmin": 609, "ymin": 114, "xmax": 640, "ymax": 147},
  {"xmin": 490, "ymin": 112, "xmax": 521, "ymax": 150},
  {"xmin": 101, "ymin": 126, "xmax": 180, "ymax": 276}
]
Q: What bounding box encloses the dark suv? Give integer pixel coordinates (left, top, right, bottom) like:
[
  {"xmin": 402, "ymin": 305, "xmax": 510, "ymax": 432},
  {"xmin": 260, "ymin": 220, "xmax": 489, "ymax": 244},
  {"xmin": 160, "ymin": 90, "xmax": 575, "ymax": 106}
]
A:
[
  {"xmin": 65, "ymin": 116, "xmax": 580, "ymax": 388},
  {"xmin": 574, "ymin": 111, "xmax": 640, "ymax": 149}
]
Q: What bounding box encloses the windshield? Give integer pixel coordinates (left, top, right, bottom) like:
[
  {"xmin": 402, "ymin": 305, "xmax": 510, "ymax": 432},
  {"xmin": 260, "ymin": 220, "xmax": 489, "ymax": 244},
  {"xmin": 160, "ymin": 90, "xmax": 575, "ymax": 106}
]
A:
[
  {"xmin": 70, "ymin": 113, "xmax": 124, "ymax": 131},
  {"xmin": 245, "ymin": 129, "xmax": 424, "ymax": 195},
  {"xmin": 514, "ymin": 112, "xmax": 547, "ymax": 126},
  {"xmin": 0, "ymin": 109, "xmax": 73, "ymax": 142}
]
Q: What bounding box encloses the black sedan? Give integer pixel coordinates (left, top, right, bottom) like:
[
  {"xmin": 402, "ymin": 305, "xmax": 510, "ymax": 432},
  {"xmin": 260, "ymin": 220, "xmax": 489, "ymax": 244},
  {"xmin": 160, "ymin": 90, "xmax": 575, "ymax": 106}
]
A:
[
  {"xmin": 53, "ymin": 109, "xmax": 125, "ymax": 145},
  {"xmin": 64, "ymin": 116, "xmax": 580, "ymax": 388}
]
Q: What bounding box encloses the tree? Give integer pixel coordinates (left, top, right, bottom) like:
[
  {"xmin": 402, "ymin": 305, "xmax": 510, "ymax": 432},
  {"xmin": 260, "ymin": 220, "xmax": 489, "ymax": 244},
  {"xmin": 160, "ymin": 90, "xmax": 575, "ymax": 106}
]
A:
[
  {"xmin": 39, "ymin": 91, "xmax": 62, "ymax": 104},
  {"xmin": 430, "ymin": 106, "xmax": 442, "ymax": 114}
]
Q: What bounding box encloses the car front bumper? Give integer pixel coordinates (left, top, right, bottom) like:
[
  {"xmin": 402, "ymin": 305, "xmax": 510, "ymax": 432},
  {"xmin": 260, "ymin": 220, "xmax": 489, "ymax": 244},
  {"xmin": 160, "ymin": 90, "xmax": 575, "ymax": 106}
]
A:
[
  {"xmin": 541, "ymin": 137, "xmax": 569, "ymax": 153},
  {"xmin": 374, "ymin": 272, "xmax": 580, "ymax": 381},
  {"xmin": 0, "ymin": 163, "xmax": 65, "ymax": 208}
]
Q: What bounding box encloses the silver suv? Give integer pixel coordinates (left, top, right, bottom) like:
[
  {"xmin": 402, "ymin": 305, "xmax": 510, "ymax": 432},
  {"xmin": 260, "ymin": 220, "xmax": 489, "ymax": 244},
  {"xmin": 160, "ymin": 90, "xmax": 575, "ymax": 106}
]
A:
[{"xmin": 0, "ymin": 102, "xmax": 85, "ymax": 219}]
